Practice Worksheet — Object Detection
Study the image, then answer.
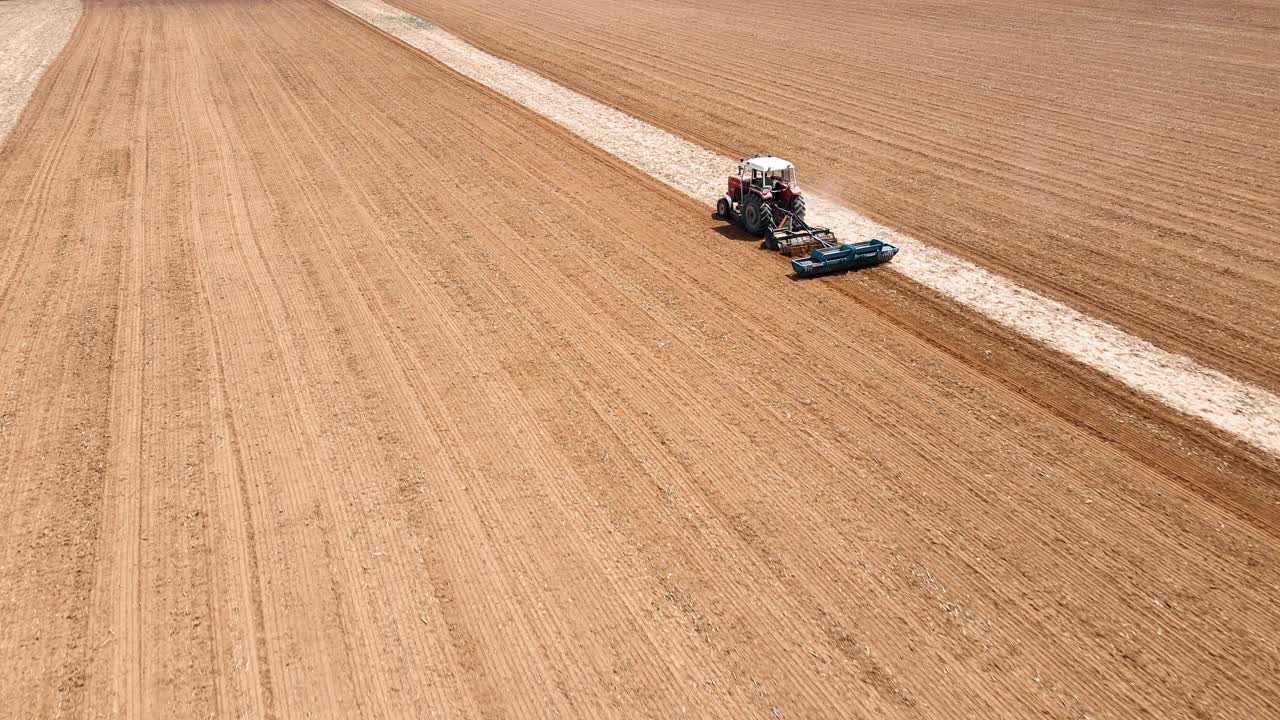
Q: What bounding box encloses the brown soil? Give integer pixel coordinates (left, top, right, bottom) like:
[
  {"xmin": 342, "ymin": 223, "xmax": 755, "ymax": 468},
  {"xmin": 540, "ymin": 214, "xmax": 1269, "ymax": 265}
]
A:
[
  {"xmin": 1, "ymin": 0, "xmax": 1278, "ymax": 717},
  {"xmin": 389, "ymin": 0, "xmax": 1280, "ymax": 394}
]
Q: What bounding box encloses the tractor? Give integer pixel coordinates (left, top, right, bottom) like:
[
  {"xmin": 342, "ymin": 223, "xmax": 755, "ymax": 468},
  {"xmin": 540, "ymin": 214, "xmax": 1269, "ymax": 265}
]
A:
[
  {"xmin": 714, "ymin": 155, "xmax": 900, "ymax": 277},
  {"xmin": 716, "ymin": 156, "xmax": 806, "ymax": 236}
]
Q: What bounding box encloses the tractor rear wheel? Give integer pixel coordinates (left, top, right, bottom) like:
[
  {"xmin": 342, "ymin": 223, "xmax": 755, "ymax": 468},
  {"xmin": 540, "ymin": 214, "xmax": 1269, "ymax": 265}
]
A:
[
  {"xmin": 791, "ymin": 196, "xmax": 806, "ymax": 222},
  {"xmin": 743, "ymin": 197, "xmax": 767, "ymax": 235}
]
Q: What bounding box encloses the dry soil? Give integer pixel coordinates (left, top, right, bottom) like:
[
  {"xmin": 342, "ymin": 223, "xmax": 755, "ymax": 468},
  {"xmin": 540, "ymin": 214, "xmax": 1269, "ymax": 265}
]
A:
[
  {"xmin": 390, "ymin": 0, "xmax": 1280, "ymax": 394},
  {"xmin": 1, "ymin": 0, "xmax": 1278, "ymax": 718}
]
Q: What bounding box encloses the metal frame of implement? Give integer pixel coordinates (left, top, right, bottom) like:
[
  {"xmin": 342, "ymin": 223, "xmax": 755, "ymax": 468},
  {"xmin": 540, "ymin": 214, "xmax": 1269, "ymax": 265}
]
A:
[{"xmin": 766, "ymin": 207, "xmax": 899, "ymax": 278}]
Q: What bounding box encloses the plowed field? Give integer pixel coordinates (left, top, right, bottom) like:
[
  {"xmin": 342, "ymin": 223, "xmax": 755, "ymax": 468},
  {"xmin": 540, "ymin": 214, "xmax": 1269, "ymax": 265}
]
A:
[
  {"xmin": 1, "ymin": 0, "xmax": 1278, "ymax": 718},
  {"xmin": 390, "ymin": 0, "xmax": 1280, "ymax": 394}
]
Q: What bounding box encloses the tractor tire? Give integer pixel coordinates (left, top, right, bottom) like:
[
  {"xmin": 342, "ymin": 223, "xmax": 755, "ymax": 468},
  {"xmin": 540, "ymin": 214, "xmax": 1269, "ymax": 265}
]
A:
[
  {"xmin": 791, "ymin": 196, "xmax": 806, "ymax": 222},
  {"xmin": 743, "ymin": 197, "xmax": 769, "ymax": 235},
  {"xmin": 716, "ymin": 197, "xmax": 731, "ymax": 220}
]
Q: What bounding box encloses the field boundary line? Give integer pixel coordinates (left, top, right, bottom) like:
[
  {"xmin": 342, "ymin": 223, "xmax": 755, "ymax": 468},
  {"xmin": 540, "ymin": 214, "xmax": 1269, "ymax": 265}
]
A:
[{"xmin": 328, "ymin": 0, "xmax": 1280, "ymax": 457}]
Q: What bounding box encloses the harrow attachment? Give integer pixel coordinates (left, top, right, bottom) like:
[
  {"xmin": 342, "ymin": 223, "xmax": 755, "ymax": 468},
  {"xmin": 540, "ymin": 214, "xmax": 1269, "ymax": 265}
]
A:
[
  {"xmin": 791, "ymin": 239, "xmax": 899, "ymax": 278},
  {"xmin": 764, "ymin": 209, "xmax": 898, "ymax": 278}
]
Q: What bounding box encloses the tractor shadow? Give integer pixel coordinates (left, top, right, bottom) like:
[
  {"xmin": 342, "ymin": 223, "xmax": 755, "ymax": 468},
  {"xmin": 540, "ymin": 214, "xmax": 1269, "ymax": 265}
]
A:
[
  {"xmin": 785, "ymin": 265, "xmax": 872, "ymax": 282},
  {"xmin": 708, "ymin": 213, "xmax": 759, "ymax": 244}
]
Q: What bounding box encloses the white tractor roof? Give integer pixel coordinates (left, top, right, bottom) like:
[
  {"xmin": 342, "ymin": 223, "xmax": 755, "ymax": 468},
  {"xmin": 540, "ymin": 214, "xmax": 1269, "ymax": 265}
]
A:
[{"xmin": 744, "ymin": 156, "xmax": 794, "ymax": 173}]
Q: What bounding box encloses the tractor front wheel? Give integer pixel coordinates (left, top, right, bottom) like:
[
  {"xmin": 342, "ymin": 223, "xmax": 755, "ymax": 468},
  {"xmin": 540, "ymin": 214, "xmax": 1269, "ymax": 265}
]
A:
[{"xmin": 716, "ymin": 197, "xmax": 731, "ymax": 220}]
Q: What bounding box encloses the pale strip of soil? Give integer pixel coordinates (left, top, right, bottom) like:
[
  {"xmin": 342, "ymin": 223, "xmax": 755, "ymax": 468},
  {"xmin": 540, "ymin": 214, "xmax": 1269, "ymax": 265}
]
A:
[
  {"xmin": 334, "ymin": 0, "xmax": 1280, "ymax": 456},
  {"xmin": 0, "ymin": 0, "xmax": 81, "ymax": 142}
]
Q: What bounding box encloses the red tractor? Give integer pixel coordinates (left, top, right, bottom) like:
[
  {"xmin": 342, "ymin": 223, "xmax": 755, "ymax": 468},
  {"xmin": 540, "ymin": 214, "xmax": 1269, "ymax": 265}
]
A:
[
  {"xmin": 714, "ymin": 156, "xmax": 900, "ymax": 276},
  {"xmin": 715, "ymin": 156, "xmax": 806, "ymax": 236}
]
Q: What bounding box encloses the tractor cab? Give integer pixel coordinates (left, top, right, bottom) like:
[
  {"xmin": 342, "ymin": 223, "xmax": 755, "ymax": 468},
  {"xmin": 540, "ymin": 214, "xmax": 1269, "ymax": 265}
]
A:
[{"xmin": 729, "ymin": 156, "xmax": 801, "ymax": 207}]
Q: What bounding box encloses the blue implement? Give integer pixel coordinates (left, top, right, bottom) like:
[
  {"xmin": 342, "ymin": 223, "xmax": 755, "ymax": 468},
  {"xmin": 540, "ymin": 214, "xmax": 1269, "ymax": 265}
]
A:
[
  {"xmin": 790, "ymin": 239, "xmax": 899, "ymax": 278},
  {"xmin": 760, "ymin": 208, "xmax": 899, "ymax": 277}
]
